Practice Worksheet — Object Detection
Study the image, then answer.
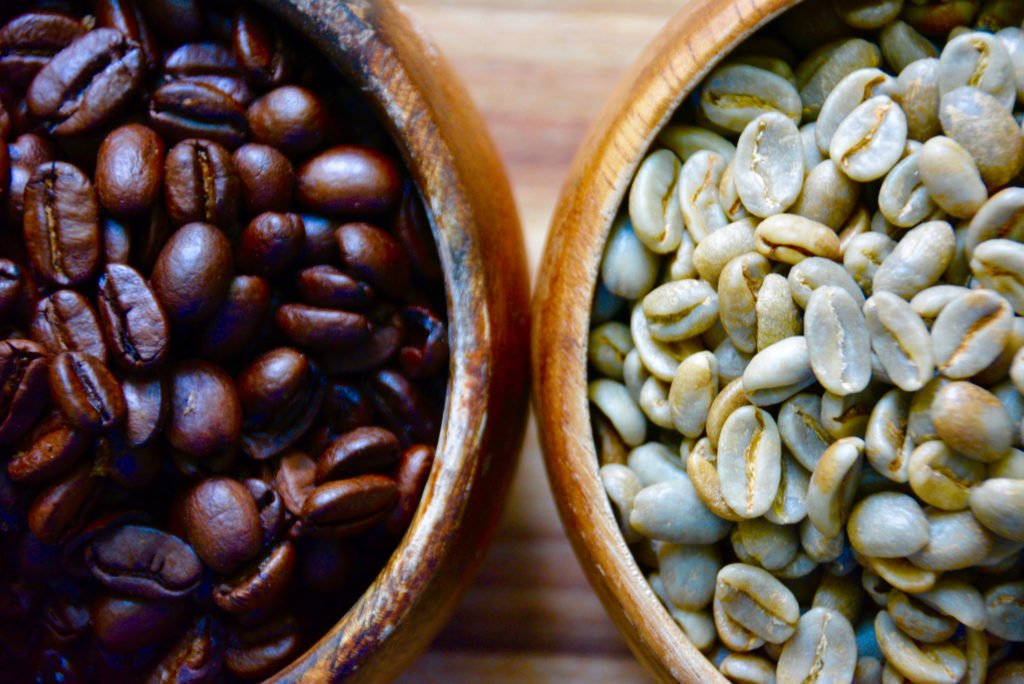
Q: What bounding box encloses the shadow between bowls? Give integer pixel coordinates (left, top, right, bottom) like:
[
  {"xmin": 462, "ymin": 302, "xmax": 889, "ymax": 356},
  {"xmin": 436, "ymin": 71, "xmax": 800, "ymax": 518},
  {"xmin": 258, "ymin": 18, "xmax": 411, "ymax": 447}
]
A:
[
  {"xmin": 532, "ymin": 0, "xmax": 801, "ymax": 681},
  {"xmin": 258, "ymin": 1, "xmax": 531, "ymax": 681}
]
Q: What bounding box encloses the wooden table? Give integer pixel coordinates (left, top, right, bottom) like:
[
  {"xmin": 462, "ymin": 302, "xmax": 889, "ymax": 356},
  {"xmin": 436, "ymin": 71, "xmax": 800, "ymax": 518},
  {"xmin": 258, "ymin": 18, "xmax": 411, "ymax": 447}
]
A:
[{"xmin": 393, "ymin": 2, "xmax": 683, "ymax": 681}]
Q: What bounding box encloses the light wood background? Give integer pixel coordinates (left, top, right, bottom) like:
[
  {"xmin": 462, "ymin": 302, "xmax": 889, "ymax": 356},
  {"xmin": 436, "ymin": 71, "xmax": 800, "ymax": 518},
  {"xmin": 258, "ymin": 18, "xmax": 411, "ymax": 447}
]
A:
[{"xmin": 393, "ymin": 1, "xmax": 684, "ymax": 681}]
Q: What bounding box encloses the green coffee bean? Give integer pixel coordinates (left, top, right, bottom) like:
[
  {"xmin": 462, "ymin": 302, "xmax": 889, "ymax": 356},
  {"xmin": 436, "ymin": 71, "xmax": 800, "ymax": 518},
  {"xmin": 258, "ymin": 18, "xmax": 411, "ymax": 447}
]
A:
[
  {"xmin": 669, "ymin": 350, "xmax": 719, "ymax": 439},
  {"xmin": 629, "ymin": 149, "xmax": 685, "ymax": 253},
  {"xmin": 588, "ymin": 321, "xmax": 633, "ymax": 380},
  {"xmin": 717, "ymin": 406, "xmax": 782, "ymax": 519},
  {"xmin": 806, "ymin": 436, "xmax": 864, "ymax": 537},
  {"xmin": 830, "ymin": 95, "xmax": 908, "ymax": 182},
  {"xmin": 969, "ymin": 477, "xmax": 1024, "ymax": 542},
  {"xmin": 847, "ymin": 492, "xmax": 930, "ymax": 558},
  {"xmin": 918, "ymin": 136, "xmax": 988, "ymax": 219},
  {"xmin": 939, "ymin": 86, "xmax": 1024, "ymax": 188},
  {"xmin": 938, "ymin": 31, "xmax": 1017, "ymax": 110},
  {"xmin": 742, "ymin": 336, "xmax": 817, "ymax": 407},
  {"xmin": 700, "ymin": 64, "xmax": 802, "ymax": 133},
  {"xmin": 931, "ymin": 288, "xmax": 1013, "ymax": 378},
  {"xmin": 716, "ymin": 563, "xmax": 799, "ymax": 643},
  {"xmin": 601, "ymin": 215, "xmax": 659, "ymax": 299},
  {"xmin": 642, "ymin": 279, "xmax": 720, "ymax": 342},
  {"xmin": 755, "ymin": 273, "xmax": 801, "ymax": 351},
  {"xmin": 805, "ymin": 286, "xmax": 872, "ymax": 396},
  {"xmin": 864, "ymin": 292, "xmax": 934, "ymax": 392},
  {"xmin": 734, "ymin": 113, "xmax": 805, "ymax": 218},
  {"xmin": 907, "ymin": 440, "xmax": 986, "ymax": 510},
  {"xmin": 629, "ymin": 474, "xmax": 733, "ymax": 544}
]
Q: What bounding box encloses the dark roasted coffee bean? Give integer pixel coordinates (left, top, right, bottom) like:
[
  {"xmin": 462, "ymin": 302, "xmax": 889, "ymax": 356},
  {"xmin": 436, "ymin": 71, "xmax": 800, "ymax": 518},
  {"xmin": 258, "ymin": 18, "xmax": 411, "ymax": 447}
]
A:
[
  {"xmin": 315, "ymin": 426, "xmax": 400, "ymax": 483},
  {"xmin": 167, "ymin": 360, "xmax": 241, "ymax": 457},
  {"xmin": 137, "ymin": 0, "xmax": 202, "ymax": 43},
  {"xmin": 95, "ymin": 124, "xmax": 165, "ymax": 218},
  {"xmin": 7, "ymin": 424, "xmax": 88, "ymax": 484},
  {"xmin": 298, "ymin": 213, "xmax": 340, "ymax": 266},
  {"xmin": 164, "ymin": 42, "xmax": 238, "ymax": 79},
  {"xmin": 30, "ymin": 290, "xmax": 107, "ymax": 363},
  {"xmin": 59, "ymin": 509, "xmax": 152, "ymax": 577},
  {"xmin": 193, "ymin": 275, "xmax": 270, "ymax": 361},
  {"xmin": 321, "ymin": 382, "xmax": 375, "ymax": 433},
  {"xmin": 275, "ymin": 304, "xmax": 368, "ymax": 353},
  {"xmin": 144, "ymin": 615, "xmax": 225, "ymax": 684},
  {"xmin": 86, "ymin": 524, "xmax": 200, "ymax": 600},
  {"xmin": 0, "ymin": 99, "xmax": 9, "ymax": 140},
  {"xmin": 383, "ymin": 444, "xmax": 434, "ymax": 536},
  {"xmin": 49, "ymin": 352, "xmax": 125, "ymax": 431},
  {"xmin": 149, "ymin": 80, "xmax": 247, "ymax": 149},
  {"xmin": 170, "ymin": 445, "xmax": 236, "ymax": 481},
  {"xmin": 399, "ymin": 306, "xmax": 448, "ymax": 379},
  {"xmin": 232, "ymin": 6, "xmax": 291, "ymax": 88},
  {"xmin": 394, "ymin": 181, "xmax": 442, "ymax": 281},
  {"xmin": 42, "ymin": 594, "xmax": 90, "ymax": 643},
  {"xmin": 365, "ymin": 368, "xmax": 440, "ymax": 446},
  {"xmin": 23, "ymin": 161, "xmax": 100, "ymax": 287},
  {"xmin": 97, "ymin": 264, "xmax": 169, "ymax": 372},
  {"xmin": 243, "ymin": 478, "xmax": 284, "ymax": 546},
  {"xmin": 163, "ymin": 139, "xmax": 239, "ymax": 228},
  {"xmin": 184, "ymin": 477, "xmax": 262, "ymax": 574},
  {"xmin": 0, "ymin": 143, "xmax": 9, "ymax": 209},
  {"xmin": 102, "ymin": 217, "xmax": 131, "ymax": 265},
  {"xmin": 237, "ymin": 212, "xmax": 304, "ymax": 277},
  {"xmin": 151, "ymin": 222, "xmax": 234, "ymax": 327},
  {"xmin": 336, "ymin": 222, "xmax": 410, "ymax": 299},
  {"xmin": 301, "ymin": 474, "xmax": 398, "ymax": 538},
  {"xmin": 275, "ymin": 450, "xmax": 316, "ymax": 517},
  {"xmin": 26, "ymin": 28, "xmax": 145, "ymax": 136},
  {"xmin": 297, "ymin": 146, "xmax": 401, "ymax": 216},
  {"xmin": 27, "ymin": 462, "xmax": 100, "ymax": 544},
  {"xmin": 224, "ymin": 613, "xmax": 302, "ymax": 681},
  {"xmin": 233, "ymin": 143, "xmax": 294, "ymax": 215},
  {"xmin": 130, "ymin": 205, "xmax": 172, "ymax": 273},
  {"xmin": 246, "ymin": 85, "xmax": 325, "ymax": 156},
  {"xmin": 121, "ymin": 374, "xmax": 167, "ymax": 447},
  {"xmin": 0, "ymin": 339, "xmax": 49, "ymax": 445},
  {"xmin": 6, "ymin": 133, "xmax": 54, "ymax": 223},
  {"xmin": 296, "ymin": 537, "xmax": 352, "ymax": 594},
  {"xmin": 213, "ymin": 540, "xmax": 295, "ymax": 614},
  {"xmin": 90, "ymin": 593, "xmax": 188, "ymax": 654},
  {"xmin": 96, "ymin": 433, "xmax": 161, "ymax": 490},
  {"xmin": 296, "ymin": 265, "xmax": 373, "ymax": 310},
  {"xmin": 238, "ymin": 348, "xmax": 323, "ymax": 461},
  {"xmin": 92, "ymin": 0, "xmax": 160, "ymax": 69},
  {"xmin": 0, "ymin": 11, "xmax": 85, "ymax": 88}
]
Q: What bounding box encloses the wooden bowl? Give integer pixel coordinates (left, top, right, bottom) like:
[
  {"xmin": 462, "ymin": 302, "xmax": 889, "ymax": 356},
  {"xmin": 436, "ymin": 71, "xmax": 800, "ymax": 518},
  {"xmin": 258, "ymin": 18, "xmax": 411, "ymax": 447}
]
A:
[
  {"xmin": 255, "ymin": 1, "xmax": 530, "ymax": 681},
  {"xmin": 532, "ymin": 0, "xmax": 801, "ymax": 681}
]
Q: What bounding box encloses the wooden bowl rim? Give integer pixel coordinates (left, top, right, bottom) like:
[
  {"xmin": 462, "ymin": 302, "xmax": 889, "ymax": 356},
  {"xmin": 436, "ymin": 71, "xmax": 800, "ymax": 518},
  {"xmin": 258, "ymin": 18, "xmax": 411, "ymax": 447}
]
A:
[
  {"xmin": 254, "ymin": 1, "xmax": 531, "ymax": 681},
  {"xmin": 532, "ymin": 0, "xmax": 802, "ymax": 681}
]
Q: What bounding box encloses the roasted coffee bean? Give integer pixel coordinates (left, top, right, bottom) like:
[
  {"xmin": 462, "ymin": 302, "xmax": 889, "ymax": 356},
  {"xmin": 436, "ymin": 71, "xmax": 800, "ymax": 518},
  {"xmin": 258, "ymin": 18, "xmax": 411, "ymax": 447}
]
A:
[
  {"xmin": 96, "ymin": 432, "xmax": 160, "ymax": 490},
  {"xmin": 48, "ymin": 352, "xmax": 125, "ymax": 432},
  {"xmin": 163, "ymin": 139, "xmax": 240, "ymax": 228},
  {"xmin": 184, "ymin": 477, "xmax": 262, "ymax": 574},
  {"xmin": 300, "ymin": 474, "xmax": 398, "ymax": 538},
  {"xmin": 93, "ymin": 0, "xmax": 160, "ymax": 69},
  {"xmin": 101, "ymin": 217, "xmax": 131, "ymax": 265},
  {"xmin": 297, "ymin": 146, "xmax": 401, "ymax": 216},
  {"xmin": 246, "ymin": 85, "xmax": 326, "ymax": 156},
  {"xmin": 86, "ymin": 524, "xmax": 201, "ymax": 600},
  {"xmin": 7, "ymin": 423, "xmax": 88, "ymax": 484},
  {"xmin": 399, "ymin": 306, "xmax": 448, "ymax": 379},
  {"xmin": 23, "ymin": 161, "xmax": 99, "ymax": 287},
  {"xmin": 213, "ymin": 540, "xmax": 295, "ymax": 614},
  {"xmin": 394, "ymin": 182, "xmax": 442, "ymax": 281},
  {"xmin": 232, "ymin": 6, "xmax": 291, "ymax": 88},
  {"xmin": 151, "ymin": 222, "xmax": 234, "ymax": 327},
  {"xmin": 365, "ymin": 368, "xmax": 440, "ymax": 446},
  {"xmin": 193, "ymin": 275, "xmax": 270, "ymax": 361},
  {"xmin": 275, "ymin": 450, "xmax": 316, "ymax": 517},
  {"xmin": 30, "ymin": 290, "xmax": 107, "ymax": 363},
  {"xmin": 6, "ymin": 134, "xmax": 54, "ymax": 224},
  {"xmin": 296, "ymin": 265, "xmax": 373, "ymax": 311},
  {"xmin": 383, "ymin": 444, "xmax": 434, "ymax": 536},
  {"xmin": 237, "ymin": 347, "xmax": 311, "ymax": 419},
  {"xmin": 237, "ymin": 212, "xmax": 304, "ymax": 278},
  {"xmin": 121, "ymin": 374, "xmax": 167, "ymax": 448},
  {"xmin": 137, "ymin": 0, "xmax": 202, "ymax": 43},
  {"xmin": 0, "ymin": 11, "xmax": 85, "ymax": 88},
  {"xmin": 144, "ymin": 615, "xmax": 225, "ymax": 684},
  {"xmin": 315, "ymin": 427, "xmax": 400, "ymax": 483},
  {"xmin": 275, "ymin": 304, "xmax": 368, "ymax": 354},
  {"xmin": 336, "ymin": 222, "xmax": 410, "ymax": 300},
  {"xmin": 233, "ymin": 143, "xmax": 293, "ymax": 214},
  {"xmin": 27, "ymin": 462, "xmax": 100, "ymax": 544},
  {"xmin": 27, "ymin": 29, "xmax": 145, "ymax": 136},
  {"xmin": 90, "ymin": 593, "xmax": 187, "ymax": 655},
  {"xmin": 97, "ymin": 264, "xmax": 169, "ymax": 372},
  {"xmin": 0, "ymin": 261, "xmax": 21, "ymax": 321},
  {"xmin": 149, "ymin": 80, "xmax": 247, "ymax": 149},
  {"xmin": 223, "ymin": 613, "xmax": 302, "ymax": 681},
  {"xmin": 242, "ymin": 478, "xmax": 284, "ymax": 546},
  {"xmin": 167, "ymin": 360, "xmax": 240, "ymax": 457},
  {"xmin": 0, "ymin": 340, "xmax": 50, "ymax": 446},
  {"xmin": 95, "ymin": 124, "xmax": 165, "ymax": 218}
]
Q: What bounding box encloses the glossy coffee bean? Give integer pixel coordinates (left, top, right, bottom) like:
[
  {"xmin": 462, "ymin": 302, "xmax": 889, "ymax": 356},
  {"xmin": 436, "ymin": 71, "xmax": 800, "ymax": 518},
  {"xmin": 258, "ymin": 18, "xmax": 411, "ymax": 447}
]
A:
[
  {"xmin": 184, "ymin": 477, "xmax": 262, "ymax": 574},
  {"xmin": 137, "ymin": 0, "xmax": 202, "ymax": 43},
  {"xmin": 394, "ymin": 182, "xmax": 443, "ymax": 281},
  {"xmin": 399, "ymin": 306, "xmax": 448, "ymax": 379},
  {"xmin": 86, "ymin": 524, "xmax": 201, "ymax": 600},
  {"xmin": 315, "ymin": 426, "xmax": 401, "ymax": 483},
  {"xmin": 30, "ymin": 290, "xmax": 107, "ymax": 363},
  {"xmin": 121, "ymin": 374, "xmax": 167, "ymax": 448},
  {"xmin": 365, "ymin": 368, "xmax": 440, "ymax": 446},
  {"xmin": 92, "ymin": 0, "xmax": 160, "ymax": 69},
  {"xmin": 27, "ymin": 28, "xmax": 145, "ymax": 136},
  {"xmin": 336, "ymin": 222, "xmax": 410, "ymax": 299},
  {"xmin": 145, "ymin": 615, "xmax": 225, "ymax": 684},
  {"xmin": 163, "ymin": 138, "xmax": 240, "ymax": 228},
  {"xmin": 151, "ymin": 222, "xmax": 234, "ymax": 327},
  {"xmin": 243, "ymin": 478, "xmax": 285, "ymax": 546},
  {"xmin": 275, "ymin": 450, "xmax": 316, "ymax": 517},
  {"xmin": 232, "ymin": 6, "xmax": 292, "ymax": 88},
  {"xmin": 90, "ymin": 593, "xmax": 187, "ymax": 654},
  {"xmin": 97, "ymin": 433, "xmax": 161, "ymax": 491},
  {"xmin": 102, "ymin": 217, "xmax": 131, "ymax": 265},
  {"xmin": 296, "ymin": 265, "xmax": 374, "ymax": 310},
  {"xmin": 6, "ymin": 134, "xmax": 55, "ymax": 223},
  {"xmin": 7, "ymin": 424, "xmax": 88, "ymax": 484},
  {"xmin": 298, "ymin": 213, "xmax": 340, "ymax": 266},
  {"xmin": 95, "ymin": 124, "xmax": 165, "ymax": 218},
  {"xmin": 383, "ymin": 444, "xmax": 434, "ymax": 535},
  {"xmin": 0, "ymin": 260, "xmax": 22, "ymax": 320},
  {"xmin": 97, "ymin": 264, "xmax": 169, "ymax": 371},
  {"xmin": 193, "ymin": 275, "xmax": 270, "ymax": 361},
  {"xmin": 48, "ymin": 352, "xmax": 125, "ymax": 432},
  {"xmin": 213, "ymin": 540, "xmax": 295, "ymax": 614},
  {"xmin": 246, "ymin": 85, "xmax": 326, "ymax": 156},
  {"xmin": 27, "ymin": 462, "xmax": 100, "ymax": 544},
  {"xmin": 0, "ymin": 11, "xmax": 85, "ymax": 88},
  {"xmin": 237, "ymin": 347, "xmax": 311, "ymax": 418},
  {"xmin": 296, "ymin": 146, "xmax": 401, "ymax": 216},
  {"xmin": 233, "ymin": 143, "xmax": 294, "ymax": 214},
  {"xmin": 23, "ymin": 161, "xmax": 99, "ymax": 287},
  {"xmin": 164, "ymin": 42, "xmax": 239, "ymax": 79},
  {"xmin": 224, "ymin": 613, "xmax": 303, "ymax": 680},
  {"xmin": 301, "ymin": 474, "xmax": 398, "ymax": 538},
  {"xmin": 237, "ymin": 212, "xmax": 304, "ymax": 278},
  {"xmin": 167, "ymin": 360, "xmax": 241, "ymax": 457},
  {"xmin": 275, "ymin": 304, "xmax": 369, "ymax": 353},
  {"xmin": 149, "ymin": 80, "xmax": 248, "ymax": 149}
]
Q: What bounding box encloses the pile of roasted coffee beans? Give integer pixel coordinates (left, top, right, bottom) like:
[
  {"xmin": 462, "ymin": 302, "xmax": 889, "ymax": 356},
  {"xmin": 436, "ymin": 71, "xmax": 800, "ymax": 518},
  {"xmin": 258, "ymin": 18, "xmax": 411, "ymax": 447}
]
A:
[{"xmin": 0, "ymin": 0, "xmax": 449, "ymax": 681}]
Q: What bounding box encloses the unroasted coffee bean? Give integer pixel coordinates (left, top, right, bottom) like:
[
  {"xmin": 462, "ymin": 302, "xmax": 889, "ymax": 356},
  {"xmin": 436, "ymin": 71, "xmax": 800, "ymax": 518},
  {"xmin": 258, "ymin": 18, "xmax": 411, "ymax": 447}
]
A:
[
  {"xmin": 300, "ymin": 474, "xmax": 398, "ymax": 538},
  {"xmin": 95, "ymin": 124, "xmax": 165, "ymax": 218},
  {"xmin": 167, "ymin": 360, "xmax": 241, "ymax": 457},
  {"xmin": 297, "ymin": 146, "xmax": 401, "ymax": 216},
  {"xmin": 233, "ymin": 143, "xmax": 293, "ymax": 214},
  {"xmin": 163, "ymin": 139, "xmax": 240, "ymax": 228},
  {"xmin": 30, "ymin": 290, "xmax": 107, "ymax": 363},
  {"xmin": 27, "ymin": 28, "xmax": 145, "ymax": 136},
  {"xmin": 23, "ymin": 161, "xmax": 100, "ymax": 287},
  {"xmin": 96, "ymin": 264, "xmax": 169, "ymax": 372},
  {"xmin": 246, "ymin": 85, "xmax": 326, "ymax": 156},
  {"xmin": 48, "ymin": 352, "xmax": 125, "ymax": 432},
  {"xmin": 184, "ymin": 477, "xmax": 262, "ymax": 574},
  {"xmin": 151, "ymin": 223, "xmax": 234, "ymax": 327},
  {"xmin": 85, "ymin": 525, "xmax": 202, "ymax": 600}
]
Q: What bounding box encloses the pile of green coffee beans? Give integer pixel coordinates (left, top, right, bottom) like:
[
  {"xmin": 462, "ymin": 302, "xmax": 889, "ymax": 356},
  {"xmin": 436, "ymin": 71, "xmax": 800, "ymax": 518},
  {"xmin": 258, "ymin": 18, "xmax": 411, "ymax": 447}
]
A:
[{"xmin": 589, "ymin": 1, "xmax": 1024, "ymax": 682}]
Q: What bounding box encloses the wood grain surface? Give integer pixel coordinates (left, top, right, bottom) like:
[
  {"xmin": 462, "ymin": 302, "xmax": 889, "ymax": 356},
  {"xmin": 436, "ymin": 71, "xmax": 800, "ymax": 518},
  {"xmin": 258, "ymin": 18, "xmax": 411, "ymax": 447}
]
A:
[{"xmin": 393, "ymin": 1, "xmax": 683, "ymax": 682}]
